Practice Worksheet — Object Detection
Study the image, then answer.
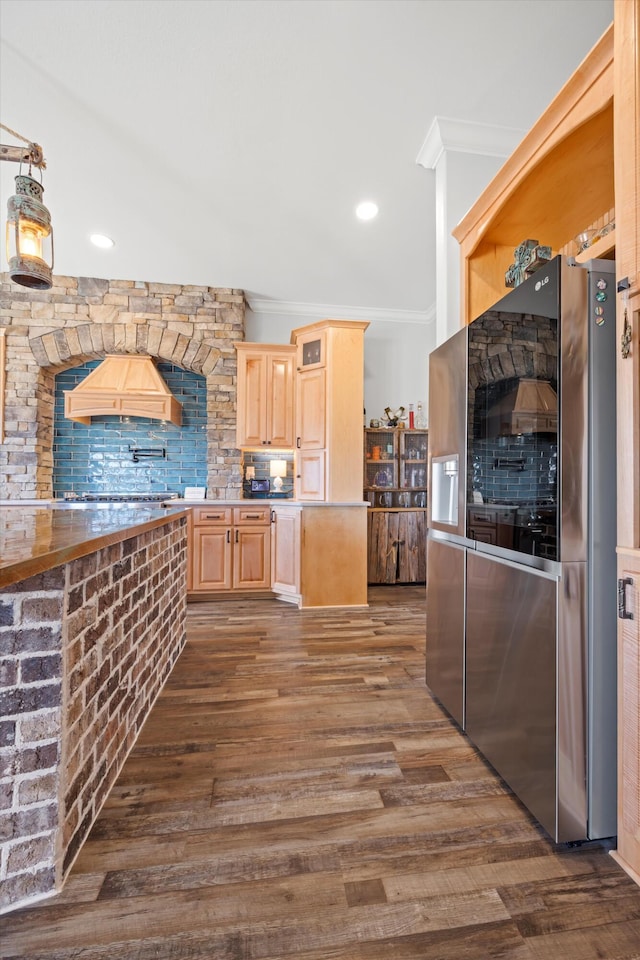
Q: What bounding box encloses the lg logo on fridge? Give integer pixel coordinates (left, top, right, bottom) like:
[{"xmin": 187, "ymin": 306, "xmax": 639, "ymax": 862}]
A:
[{"xmin": 535, "ymin": 275, "xmax": 550, "ymax": 291}]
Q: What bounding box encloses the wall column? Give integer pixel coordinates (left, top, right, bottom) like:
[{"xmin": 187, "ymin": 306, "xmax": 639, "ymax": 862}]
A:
[{"xmin": 417, "ymin": 117, "xmax": 525, "ymax": 345}]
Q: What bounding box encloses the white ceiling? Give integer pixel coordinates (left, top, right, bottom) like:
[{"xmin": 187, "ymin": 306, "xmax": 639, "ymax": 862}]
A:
[{"xmin": 0, "ymin": 0, "xmax": 613, "ymax": 321}]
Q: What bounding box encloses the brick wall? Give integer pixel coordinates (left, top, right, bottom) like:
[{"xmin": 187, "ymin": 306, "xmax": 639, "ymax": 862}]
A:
[
  {"xmin": 0, "ymin": 566, "xmax": 64, "ymax": 911},
  {"xmin": 0, "ymin": 274, "xmax": 246, "ymax": 500},
  {"xmin": 0, "ymin": 513, "xmax": 187, "ymax": 914}
]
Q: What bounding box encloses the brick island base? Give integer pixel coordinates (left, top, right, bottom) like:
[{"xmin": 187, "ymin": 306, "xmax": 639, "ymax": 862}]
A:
[{"xmin": 0, "ymin": 513, "xmax": 187, "ymax": 915}]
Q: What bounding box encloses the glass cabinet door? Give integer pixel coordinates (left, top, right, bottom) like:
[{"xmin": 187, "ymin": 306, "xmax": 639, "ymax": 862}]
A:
[
  {"xmin": 364, "ymin": 428, "xmax": 428, "ymax": 508},
  {"xmin": 364, "ymin": 429, "xmax": 397, "ymax": 503},
  {"xmin": 399, "ymin": 430, "xmax": 428, "ymax": 505}
]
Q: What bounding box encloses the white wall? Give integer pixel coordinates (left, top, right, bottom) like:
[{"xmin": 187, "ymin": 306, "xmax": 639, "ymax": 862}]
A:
[{"xmin": 245, "ymin": 310, "xmax": 436, "ymax": 428}]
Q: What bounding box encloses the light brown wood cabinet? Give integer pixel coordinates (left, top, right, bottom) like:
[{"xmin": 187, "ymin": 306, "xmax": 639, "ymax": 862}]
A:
[
  {"xmin": 189, "ymin": 504, "xmax": 271, "ymax": 595},
  {"xmin": 295, "ymin": 363, "xmax": 327, "ymax": 500},
  {"xmin": 453, "ymin": 25, "xmax": 615, "ymax": 325},
  {"xmin": 613, "ymin": 550, "xmax": 640, "ymax": 886},
  {"xmin": 270, "ymin": 503, "xmax": 301, "ymax": 599},
  {"xmin": 271, "ymin": 503, "xmax": 368, "ymax": 608},
  {"xmin": 296, "ymin": 366, "xmax": 326, "ymax": 449},
  {"xmin": 612, "ymin": 0, "xmax": 640, "ymax": 885},
  {"xmin": 235, "ymin": 344, "xmax": 296, "ymax": 449},
  {"xmin": 292, "ymin": 320, "xmax": 368, "ymax": 502}
]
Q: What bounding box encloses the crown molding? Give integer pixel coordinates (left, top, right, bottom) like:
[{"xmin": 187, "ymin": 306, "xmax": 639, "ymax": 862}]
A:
[
  {"xmin": 416, "ymin": 116, "xmax": 526, "ymax": 169},
  {"xmin": 246, "ymin": 298, "xmax": 436, "ymax": 326}
]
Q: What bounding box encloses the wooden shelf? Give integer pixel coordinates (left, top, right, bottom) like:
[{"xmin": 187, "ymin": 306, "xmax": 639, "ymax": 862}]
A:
[
  {"xmin": 575, "ymin": 228, "xmax": 616, "ymax": 262},
  {"xmin": 453, "ymin": 23, "xmax": 614, "ymax": 324}
]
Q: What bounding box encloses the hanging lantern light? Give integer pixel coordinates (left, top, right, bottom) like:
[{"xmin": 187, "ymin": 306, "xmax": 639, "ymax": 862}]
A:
[{"xmin": 5, "ymin": 172, "xmax": 54, "ymax": 289}]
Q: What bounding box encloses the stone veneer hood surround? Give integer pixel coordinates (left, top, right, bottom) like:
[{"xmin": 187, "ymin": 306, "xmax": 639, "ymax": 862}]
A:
[{"xmin": 0, "ymin": 274, "xmax": 245, "ymax": 500}]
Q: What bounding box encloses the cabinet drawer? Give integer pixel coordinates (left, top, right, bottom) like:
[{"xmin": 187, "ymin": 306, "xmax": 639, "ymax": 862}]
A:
[
  {"xmin": 468, "ymin": 508, "xmax": 496, "ymax": 525},
  {"xmin": 234, "ymin": 505, "xmax": 271, "ymax": 525},
  {"xmin": 192, "ymin": 506, "xmax": 233, "ymax": 525}
]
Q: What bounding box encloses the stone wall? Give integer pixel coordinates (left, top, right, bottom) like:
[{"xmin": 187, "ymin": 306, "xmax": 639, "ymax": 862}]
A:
[
  {"xmin": 0, "ymin": 274, "xmax": 246, "ymax": 500},
  {"xmin": 0, "ymin": 513, "xmax": 188, "ymax": 915}
]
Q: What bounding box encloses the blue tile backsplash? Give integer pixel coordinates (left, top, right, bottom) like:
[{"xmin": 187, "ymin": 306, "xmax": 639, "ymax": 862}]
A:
[
  {"xmin": 53, "ymin": 361, "xmax": 208, "ymax": 498},
  {"xmin": 470, "ymin": 435, "xmax": 557, "ymax": 504}
]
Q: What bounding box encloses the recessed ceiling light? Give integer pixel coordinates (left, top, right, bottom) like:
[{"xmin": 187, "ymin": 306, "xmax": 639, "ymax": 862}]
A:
[
  {"xmin": 90, "ymin": 234, "xmax": 115, "ymax": 249},
  {"xmin": 355, "ymin": 201, "xmax": 379, "ymax": 221}
]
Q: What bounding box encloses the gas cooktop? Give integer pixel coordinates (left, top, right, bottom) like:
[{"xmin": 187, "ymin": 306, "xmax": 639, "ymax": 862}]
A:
[{"xmin": 64, "ymin": 492, "xmax": 179, "ymax": 503}]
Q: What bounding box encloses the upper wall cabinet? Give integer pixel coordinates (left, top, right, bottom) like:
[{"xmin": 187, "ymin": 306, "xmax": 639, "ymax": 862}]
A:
[
  {"xmin": 235, "ymin": 344, "xmax": 296, "ymax": 449},
  {"xmin": 453, "ymin": 24, "xmax": 614, "ymax": 325}
]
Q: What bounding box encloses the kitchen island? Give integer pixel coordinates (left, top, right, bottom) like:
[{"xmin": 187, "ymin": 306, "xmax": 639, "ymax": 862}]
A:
[{"xmin": 0, "ymin": 504, "xmax": 189, "ymax": 914}]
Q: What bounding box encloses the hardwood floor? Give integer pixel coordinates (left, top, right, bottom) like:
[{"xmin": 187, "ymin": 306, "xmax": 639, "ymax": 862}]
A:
[{"xmin": 3, "ymin": 586, "xmax": 640, "ymax": 959}]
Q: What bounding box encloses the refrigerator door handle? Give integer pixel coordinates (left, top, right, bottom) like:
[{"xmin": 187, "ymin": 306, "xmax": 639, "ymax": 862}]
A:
[{"xmin": 617, "ymin": 577, "xmax": 634, "ymax": 620}]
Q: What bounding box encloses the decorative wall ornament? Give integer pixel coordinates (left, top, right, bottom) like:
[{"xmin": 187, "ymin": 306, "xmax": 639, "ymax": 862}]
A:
[
  {"xmin": 383, "ymin": 406, "xmax": 406, "ymax": 427},
  {"xmin": 0, "ymin": 123, "xmax": 53, "ymax": 289},
  {"xmin": 505, "ymin": 239, "xmax": 553, "ymax": 288},
  {"xmin": 621, "ymin": 306, "xmax": 632, "ymax": 360}
]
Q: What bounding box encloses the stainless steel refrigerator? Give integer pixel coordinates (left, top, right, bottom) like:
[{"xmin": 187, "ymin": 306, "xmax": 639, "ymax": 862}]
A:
[{"xmin": 426, "ymin": 256, "xmax": 617, "ymax": 843}]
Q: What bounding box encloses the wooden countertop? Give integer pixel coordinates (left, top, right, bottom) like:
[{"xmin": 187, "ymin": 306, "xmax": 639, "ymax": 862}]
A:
[{"xmin": 0, "ymin": 505, "xmax": 189, "ymax": 589}]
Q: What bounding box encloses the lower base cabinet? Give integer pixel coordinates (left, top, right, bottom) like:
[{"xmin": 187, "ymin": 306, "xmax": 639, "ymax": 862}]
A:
[
  {"xmin": 188, "ymin": 502, "xmax": 369, "ymax": 607},
  {"xmin": 271, "ymin": 503, "xmax": 368, "ymax": 608},
  {"xmin": 612, "ymin": 549, "xmax": 640, "ymax": 885},
  {"xmin": 367, "ymin": 509, "xmax": 426, "ymax": 584},
  {"xmin": 189, "ymin": 504, "xmax": 271, "ymax": 595},
  {"xmin": 270, "ymin": 504, "xmax": 301, "ymax": 598}
]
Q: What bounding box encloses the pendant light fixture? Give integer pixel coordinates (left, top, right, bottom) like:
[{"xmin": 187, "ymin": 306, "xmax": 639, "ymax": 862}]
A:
[{"xmin": 1, "ymin": 123, "xmax": 53, "ymax": 290}]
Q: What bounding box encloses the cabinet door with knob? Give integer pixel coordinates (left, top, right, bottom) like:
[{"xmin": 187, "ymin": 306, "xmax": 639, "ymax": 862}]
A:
[
  {"xmin": 296, "ymin": 367, "xmax": 326, "ymax": 450},
  {"xmin": 612, "ymin": 550, "xmax": 640, "ymax": 884},
  {"xmin": 233, "ymin": 505, "xmax": 271, "ymax": 589},
  {"xmin": 367, "ymin": 510, "xmax": 426, "ymax": 584},
  {"xmin": 190, "ymin": 507, "xmax": 234, "ymax": 591},
  {"xmin": 365, "ymin": 428, "xmax": 428, "ymax": 584},
  {"xmin": 364, "ymin": 428, "xmax": 427, "ymax": 508},
  {"xmin": 189, "ymin": 505, "xmax": 271, "ymax": 594},
  {"xmin": 235, "ymin": 344, "xmax": 296, "ymax": 449},
  {"xmin": 271, "ymin": 504, "xmax": 301, "ymax": 598}
]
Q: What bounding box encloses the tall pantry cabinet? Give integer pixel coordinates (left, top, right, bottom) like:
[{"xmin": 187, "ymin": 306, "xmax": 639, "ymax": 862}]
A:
[
  {"xmin": 452, "ymin": 3, "xmax": 640, "ymax": 884},
  {"xmin": 613, "ymin": 0, "xmax": 640, "ymax": 887},
  {"xmin": 291, "ymin": 319, "xmax": 369, "ymax": 502},
  {"xmin": 233, "ymin": 320, "xmax": 370, "ymax": 609}
]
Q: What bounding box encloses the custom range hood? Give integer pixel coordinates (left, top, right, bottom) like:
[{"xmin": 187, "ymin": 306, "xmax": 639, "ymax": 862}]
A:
[
  {"xmin": 64, "ymin": 355, "xmax": 182, "ymax": 425},
  {"xmin": 488, "ymin": 378, "xmax": 557, "ymax": 436}
]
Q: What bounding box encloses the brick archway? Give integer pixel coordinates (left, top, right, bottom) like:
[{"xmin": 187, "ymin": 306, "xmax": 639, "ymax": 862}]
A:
[
  {"xmin": 29, "ymin": 323, "xmax": 222, "ymax": 375},
  {"xmin": 0, "ymin": 274, "xmax": 245, "ymax": 499}
]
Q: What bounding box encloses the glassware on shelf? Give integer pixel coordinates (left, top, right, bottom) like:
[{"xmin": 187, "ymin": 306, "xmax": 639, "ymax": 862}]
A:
[
  {"xmin": 574, "ymin": 229, "xmax": 597, "ymax": 254},
  {"xmin": 415, "ymin": 402, "xmax": 427, "ymax": 429}
]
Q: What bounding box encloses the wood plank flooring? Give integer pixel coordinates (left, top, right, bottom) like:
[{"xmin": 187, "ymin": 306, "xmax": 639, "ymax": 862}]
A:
[{"xmin": 2, "ymin": 586, "xmax": 640, "ymax": 959}]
